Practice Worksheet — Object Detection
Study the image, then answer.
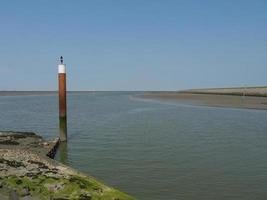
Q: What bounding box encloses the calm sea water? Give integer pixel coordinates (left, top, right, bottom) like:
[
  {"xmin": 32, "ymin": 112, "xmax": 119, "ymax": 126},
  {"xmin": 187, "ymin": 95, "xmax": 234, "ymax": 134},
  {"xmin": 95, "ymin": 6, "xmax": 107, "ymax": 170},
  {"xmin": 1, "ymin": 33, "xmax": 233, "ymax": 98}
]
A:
[{"xmin": 0, "ymin": 92, "xmax": 267, "ymax": 200}]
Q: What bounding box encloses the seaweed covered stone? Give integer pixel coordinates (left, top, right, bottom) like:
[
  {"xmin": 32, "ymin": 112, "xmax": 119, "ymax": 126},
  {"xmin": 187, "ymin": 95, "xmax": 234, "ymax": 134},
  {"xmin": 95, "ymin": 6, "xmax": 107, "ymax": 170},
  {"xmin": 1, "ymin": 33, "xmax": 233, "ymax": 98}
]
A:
[{"xmin": 0, "ymin": 132, "xmax": 135, "ymax": 200}]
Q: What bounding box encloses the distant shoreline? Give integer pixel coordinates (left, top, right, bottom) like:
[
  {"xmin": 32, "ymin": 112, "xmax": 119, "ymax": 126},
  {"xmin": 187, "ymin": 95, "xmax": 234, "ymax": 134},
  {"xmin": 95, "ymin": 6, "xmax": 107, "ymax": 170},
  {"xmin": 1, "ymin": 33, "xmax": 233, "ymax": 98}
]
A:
[
  {"xmin": 0, "ymin": 91, "xmax": 139, "ymax": 97},
  {"xmin": 0, "ymin": 91, "xmax": 57, "ymax": 96},
  {"xmin": 2, "ymin": 88, "xmax": 267, "ymax": 110},
  {"xmin": 140, "ymin": 89, "xmax": 267, "ymax": 110},
  {"xmin": 0, "ymin": 91, "xmax": 93, "ymax": 97},
  {"xmin": 1, "ymin": 87, "xmax": 267, "ymax": 97},
  {"xmin": 181, "ymin": 86, "xmax": 267, "ymax": 97}
]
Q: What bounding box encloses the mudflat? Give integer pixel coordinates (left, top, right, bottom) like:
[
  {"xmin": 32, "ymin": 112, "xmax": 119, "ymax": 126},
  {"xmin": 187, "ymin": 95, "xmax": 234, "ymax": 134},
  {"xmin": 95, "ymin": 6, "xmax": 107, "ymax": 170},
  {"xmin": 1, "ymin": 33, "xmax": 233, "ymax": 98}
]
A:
[
  {"xmin": 184, "ymin": 87, "xmax": 267, "ymax": 97},
  {"xmin": 141, "ymin": 91, "xmax": 267, "ymax": 110}
]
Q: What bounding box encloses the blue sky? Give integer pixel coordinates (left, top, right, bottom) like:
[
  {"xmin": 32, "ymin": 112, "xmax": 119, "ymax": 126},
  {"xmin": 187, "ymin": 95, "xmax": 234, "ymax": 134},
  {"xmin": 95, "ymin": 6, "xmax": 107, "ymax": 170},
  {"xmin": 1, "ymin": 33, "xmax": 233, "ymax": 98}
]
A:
[{"xmin": 0, "ymin": 0, "xmax": 266, "ymax": 91}]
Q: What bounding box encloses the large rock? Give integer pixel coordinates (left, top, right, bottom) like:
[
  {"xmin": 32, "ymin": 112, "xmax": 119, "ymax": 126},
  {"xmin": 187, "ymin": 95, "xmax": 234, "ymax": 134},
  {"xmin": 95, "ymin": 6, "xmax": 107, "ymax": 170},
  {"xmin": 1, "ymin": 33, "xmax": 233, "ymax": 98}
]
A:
[{"xmin": 0, "ymin": 132, "xmax": 135, "ymax": 200}]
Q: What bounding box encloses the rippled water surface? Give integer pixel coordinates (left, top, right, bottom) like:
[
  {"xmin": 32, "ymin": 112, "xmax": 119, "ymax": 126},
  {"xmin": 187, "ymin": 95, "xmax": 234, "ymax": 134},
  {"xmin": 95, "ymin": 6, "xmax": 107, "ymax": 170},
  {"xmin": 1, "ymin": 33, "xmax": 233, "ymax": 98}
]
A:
[{"xmin": 0, "ymin": 92, "xmax": 267, "ymax": 200}]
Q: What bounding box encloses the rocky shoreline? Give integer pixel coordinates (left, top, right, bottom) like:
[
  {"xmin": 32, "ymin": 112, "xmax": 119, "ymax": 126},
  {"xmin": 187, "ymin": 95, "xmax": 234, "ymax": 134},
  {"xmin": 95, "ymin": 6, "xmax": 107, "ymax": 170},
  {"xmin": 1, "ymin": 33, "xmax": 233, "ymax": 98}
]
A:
[{"xmin": 0, "ymin": 131, "xmax": 135, "ymax": 200}]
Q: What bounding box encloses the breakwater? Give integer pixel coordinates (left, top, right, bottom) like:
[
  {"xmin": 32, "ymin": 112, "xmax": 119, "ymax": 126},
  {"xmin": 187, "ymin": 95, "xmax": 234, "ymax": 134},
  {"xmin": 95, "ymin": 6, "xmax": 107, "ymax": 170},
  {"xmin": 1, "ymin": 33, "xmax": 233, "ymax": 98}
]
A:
[
  {"xmin": 46, "ymin": 138, "xmax": 60, "ymax": 159},
  {"xmin": 0, "ymin": 131, "xmax": 135, "ymax": 200}
]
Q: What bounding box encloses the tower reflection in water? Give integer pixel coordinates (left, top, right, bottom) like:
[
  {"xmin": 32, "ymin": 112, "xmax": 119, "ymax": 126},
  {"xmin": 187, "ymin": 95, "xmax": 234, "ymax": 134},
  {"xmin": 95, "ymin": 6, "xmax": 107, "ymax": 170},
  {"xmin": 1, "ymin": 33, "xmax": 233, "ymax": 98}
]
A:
[{"xmin": 56, "ymin": 142, "xmax": 68, "ymax": 164}]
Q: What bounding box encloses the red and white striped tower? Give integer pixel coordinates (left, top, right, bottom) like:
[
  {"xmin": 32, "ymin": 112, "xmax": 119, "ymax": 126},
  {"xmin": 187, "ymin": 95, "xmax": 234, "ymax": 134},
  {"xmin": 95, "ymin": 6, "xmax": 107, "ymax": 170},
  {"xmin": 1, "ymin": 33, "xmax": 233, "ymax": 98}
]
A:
[{"xmin": 58, "ymin": 56, "xmax": 67, "ymax": 141}]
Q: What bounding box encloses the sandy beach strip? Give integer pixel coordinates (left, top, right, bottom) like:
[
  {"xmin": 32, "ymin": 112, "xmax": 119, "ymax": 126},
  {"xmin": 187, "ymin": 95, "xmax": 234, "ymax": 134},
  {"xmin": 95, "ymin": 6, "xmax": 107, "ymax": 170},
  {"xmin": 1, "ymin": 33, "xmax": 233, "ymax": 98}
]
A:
[
  {"xmin": 141, "ymin": 91, "xmax": 267, "ymax": 110},
  {"xmin": 183, "ymin": 87, "xmax": 267, "ymax": 97}
]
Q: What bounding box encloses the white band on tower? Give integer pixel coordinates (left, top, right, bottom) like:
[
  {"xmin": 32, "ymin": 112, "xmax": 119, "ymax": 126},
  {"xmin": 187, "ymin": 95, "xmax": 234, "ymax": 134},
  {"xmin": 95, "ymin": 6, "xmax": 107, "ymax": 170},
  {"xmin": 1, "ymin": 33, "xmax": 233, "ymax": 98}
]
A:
[{"xmin": 58, "ymin": 64, "xmax": 66, "ymax": 74}]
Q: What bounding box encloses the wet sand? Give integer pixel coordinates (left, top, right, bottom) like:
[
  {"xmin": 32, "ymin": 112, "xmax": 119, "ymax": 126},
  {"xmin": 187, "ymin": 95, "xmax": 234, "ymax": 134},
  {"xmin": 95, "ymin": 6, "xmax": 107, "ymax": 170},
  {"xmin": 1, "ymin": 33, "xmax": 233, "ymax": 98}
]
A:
[
  {"xmin": 141, "ymin": 92, "xmax": 267, "ymax": 110},
  {"xmin": 184, "ymin": 87, "xmax": 267, "ymax": 97}
]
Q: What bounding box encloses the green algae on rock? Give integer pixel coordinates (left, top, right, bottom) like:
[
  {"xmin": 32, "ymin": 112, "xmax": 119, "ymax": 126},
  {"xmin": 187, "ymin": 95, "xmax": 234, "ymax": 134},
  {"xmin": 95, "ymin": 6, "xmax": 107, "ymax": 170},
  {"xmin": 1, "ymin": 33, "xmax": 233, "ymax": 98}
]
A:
[{"xmin": 0, "ymin": 132, "xmax": 136, "ymax": 200}]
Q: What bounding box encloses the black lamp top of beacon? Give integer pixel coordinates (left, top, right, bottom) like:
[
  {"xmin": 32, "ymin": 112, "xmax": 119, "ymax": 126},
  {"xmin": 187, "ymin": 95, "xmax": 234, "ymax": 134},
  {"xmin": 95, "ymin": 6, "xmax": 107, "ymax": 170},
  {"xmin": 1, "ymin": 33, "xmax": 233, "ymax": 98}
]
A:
[{"xmin": 60, "ymin": 56, "xmax": 63, "ymax": 64}]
